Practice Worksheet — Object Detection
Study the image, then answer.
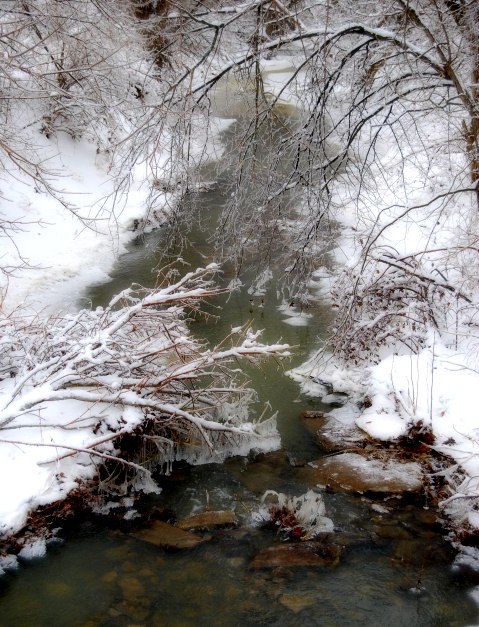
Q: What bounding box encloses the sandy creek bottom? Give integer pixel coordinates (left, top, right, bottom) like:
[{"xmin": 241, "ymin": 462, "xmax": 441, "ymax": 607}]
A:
[{"xmin": 1, "ymin": 190, "xmax": 479, "ymax": 626}]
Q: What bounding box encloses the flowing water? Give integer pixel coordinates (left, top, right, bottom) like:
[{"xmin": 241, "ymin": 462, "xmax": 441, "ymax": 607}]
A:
[{"xmin": 1, "ymin": 121, "xmax": 479, "ymax": 626}]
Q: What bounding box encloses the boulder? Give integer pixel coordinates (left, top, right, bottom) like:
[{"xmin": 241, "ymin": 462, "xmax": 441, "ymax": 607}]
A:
[
  {"xmin": 296, "ymin": 452, "xmax": 423, "ymax": 494},
  {"xmin": 177, "ymin": 510, "xmax": 236, "ymax": 531},
  {"xmin": 131, "ymin": 520, "xmax": 203, "ymax": 550},
  {"xmin": 250, "ymin": 541, "xmax": 341, "ymax": 570}
]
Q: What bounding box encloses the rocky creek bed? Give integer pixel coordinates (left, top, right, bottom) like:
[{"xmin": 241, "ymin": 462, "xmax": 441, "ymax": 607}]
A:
[{"xmin": 2, "ymin": 407, "xmax": 479, "ymax": 626}]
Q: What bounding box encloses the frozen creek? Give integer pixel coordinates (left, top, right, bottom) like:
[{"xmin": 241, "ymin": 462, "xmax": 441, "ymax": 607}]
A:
[{"xmin": 1, "ymin": 121, "xmax": 479, "ymax": 626}]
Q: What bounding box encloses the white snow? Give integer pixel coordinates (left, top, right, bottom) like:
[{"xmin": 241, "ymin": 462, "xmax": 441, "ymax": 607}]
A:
[
  {"xmin": 290, "ymin": 106, "xmax": 479, "ymax": 533},
  {"xmin": 0, "ymin": 131, "xmax": 163, "ymax": 314},
  {"xmin": 0, "ymin": 554, "xmax": 18, "ymax": 575},
  {"xmin": 18, "ymin": 538, "xmax": 47, "ymax": 560},
  {"xmin": 278, "ymin": 302, "xmax": 313, "ymax": 327},
  {"xmin": 253, "ymin": 489, "xmax": 334, "ymax": 538},
  {"xmin": 0, "ymin": 113, "xmax": 176, "ymax": 537},
  {"xmin": 371, "ymin": 503, "xmax": 390, "ymax": 515}
]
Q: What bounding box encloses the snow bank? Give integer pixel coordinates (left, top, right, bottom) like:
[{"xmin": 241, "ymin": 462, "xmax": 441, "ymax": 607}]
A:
[
  {"xmin": 293, "ymin": 335, "xmax": 479, "ymax": 529},
  {"xmin": 0, "ymin": 131, "xmax": 171, "ymax": 314},
  {"xmin": 288, "ymin": 70, "xmax": 479, "ymax": 532},
  {"xmin": 0, "ymin": 124, "xmax": 164, "ymax": 538},
  {"xmin": 0, "ymin": 394, "xmax": 129, "ymax": 537}
]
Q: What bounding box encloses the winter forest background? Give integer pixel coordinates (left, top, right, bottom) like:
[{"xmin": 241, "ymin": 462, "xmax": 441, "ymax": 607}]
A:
[{"xmin": 1, "ymin": 0, "xmax": 479, "ymax": 552}]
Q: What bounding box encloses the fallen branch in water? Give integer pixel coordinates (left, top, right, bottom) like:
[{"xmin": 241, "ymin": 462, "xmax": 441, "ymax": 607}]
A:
[{"xmin": 0, "ymin": 263, "xmax": 290, "ymax": 535}]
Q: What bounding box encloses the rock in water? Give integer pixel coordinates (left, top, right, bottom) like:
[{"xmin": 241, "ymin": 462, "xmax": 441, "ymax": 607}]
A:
[
  {"xmin": 118, "ymin": 574, "xmax": 145, "ymax": 600},
  {"xmin": 279, "ymin": 594, "xmax": 316, "ymax": 613},
  {"xmin": 176, "ymin": 510, "xmax": 236, "ymax": 531},
  {"xmin": 250, "ymin": 542, "xmax": 341, "ymax": 569},
  {"xmin": 296, "ymin": 452, "xmax": 422, "ymax": 494},
  {"xmin": 131, "ymin": 520, "xmax": 203, "ymax": 550},
  {"xmin": 300, "ymin": 410, "xmax": 367, "ymax": 452}
]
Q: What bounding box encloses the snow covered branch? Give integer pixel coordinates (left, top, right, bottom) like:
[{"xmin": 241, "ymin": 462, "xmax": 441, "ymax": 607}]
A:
[{"xmin": 0, "ymin": 263, "xmax": 290, "ymax": 530}]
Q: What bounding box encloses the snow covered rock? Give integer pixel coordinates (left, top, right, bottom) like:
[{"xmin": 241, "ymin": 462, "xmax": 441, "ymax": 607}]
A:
[
  {"xmin": 296, "ymin": 453, "xmax": 423, "ymax": 495},
  {"xmin": 300, "ymin": 409, "xmax": 368, "ymax": 452}
]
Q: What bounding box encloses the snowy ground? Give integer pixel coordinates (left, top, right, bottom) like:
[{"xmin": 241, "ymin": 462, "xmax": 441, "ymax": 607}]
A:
[
  {"xmin": 290, "ymin": 113, "xmax": 479, "ymax": 535},
  {"xmin": 0, "ymin": 129, "xmax": 164, "ymax": 547},
  {"xmin": 0, "ymin": 132, "xmax": 164, "ymax": 314}
]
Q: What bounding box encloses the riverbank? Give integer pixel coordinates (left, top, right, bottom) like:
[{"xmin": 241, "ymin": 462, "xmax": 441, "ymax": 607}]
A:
[
  {"xmin": 3, "ymin": 445, "xmax": 477, "ymax": 625},
  {"xmin": 288, "ymin": 103, "xmax": 479, "ymax": 544},
  {"xmin": 0, "ymin": 127, "xmax": 164, "ymax": 542},
  {"xmin": 0, "ymin": 131, "xmax": 170, "ymax": 314}
]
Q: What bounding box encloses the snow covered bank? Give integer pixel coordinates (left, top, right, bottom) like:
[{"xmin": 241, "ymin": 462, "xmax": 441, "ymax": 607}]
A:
[
  {"xmin": 0, "ymin": 117, "xmax": 171, "ymax": 540},
  {"xmin": 292, "ymin": 334, "xmax": 479, "ymax": 532},
  {"xmin": 0, "ymin": 263, "xmax": 288, "ymax": 540},
  {"xmin": 290, "ymin": 112, "xmax": 479, "ymax": 533},
  {"xmin": 0, "ymin": 97, "xmax": 277, "ymax": 545},
  {"xmin": 0, "ymin": 131, "xmax": 172, "ymax": 314}
]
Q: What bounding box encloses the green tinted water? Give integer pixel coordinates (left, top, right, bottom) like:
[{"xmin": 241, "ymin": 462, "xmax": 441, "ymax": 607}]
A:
[{"xmin": 1, "ymin": 123, "xmax": 478, "ymax": 626}]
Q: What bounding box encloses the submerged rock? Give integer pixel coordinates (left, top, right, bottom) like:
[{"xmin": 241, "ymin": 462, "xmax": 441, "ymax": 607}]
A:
[
  {"xmin": 250, "ymin": 541, "xmax": 341, "ymax": 570},
  {"xmin": 225, "ymin": 450, "xmax": 291, "ymax": 494},
  {"xmin": 177, "ymin": 510, "xmax": 236, "ymax": 531},
  {"xmin": 296, "ymin": 452, "xmax": 423, "ymax": 495},
  {"xmin": 118, "ymin": 574, "xmax": 145, "ymax": 600},
  {"xmin": 101, "ymin": 570, "xmax": 118, "ymax": 585},
  {"xmin": 131, "ymin": 520, "xmax": 203, "ymax": 550},
  {"xmin": 279, "ymin": 593, "xmax": 317, "ymax": 613}
]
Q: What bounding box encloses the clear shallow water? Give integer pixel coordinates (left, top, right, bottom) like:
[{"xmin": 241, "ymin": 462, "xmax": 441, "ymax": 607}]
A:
[
  {"xmin": 0, "ymin": 470, "xmax": 477, "ymax": 626},
  {"xmin": 1, "ymin": 124, "xmax": 479, "ymax": 626}
]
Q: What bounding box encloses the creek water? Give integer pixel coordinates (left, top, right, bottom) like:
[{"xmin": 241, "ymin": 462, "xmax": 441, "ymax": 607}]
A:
[{"xmin": 1, "ymin": 121, "xmax": 479, "ymax": 626}]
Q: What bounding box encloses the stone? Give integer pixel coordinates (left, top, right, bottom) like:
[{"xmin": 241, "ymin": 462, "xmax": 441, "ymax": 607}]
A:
[
  {"xmin": 227, "ymin": 556, "xmax": 246, "ymax": 569},
  {"xmin": 225, "ymin": 450, "xmax": 290, "ymax": 494},
  {"xmin": 118, "ymin": 574, "xmax": 145, "ymax": 600},
  {"xmin": 300, "ymin": 410, "xmax": 367, "ymax": 452},
  {"xmin": 121, "ymin": 560, "xmax": 137, "ymax": 572},
  {"xmin": 138, "ymin": 567, "xmax": 156, "ymax": 579},
  {"xmin": 300, "ymin": 411, "xmax": 328, "ymax": 435},
  {"xmin": 44, "ymin": 581, "xmax": 73, "ymax": 597},
  {"xmin": 249, "ymin": 541, "xmax": 341, "ymax": 570},
  {"xmin": 113, "ymin": 598, "xmax": 150, "ymax": 622},
  {"xmin": 279, "ymin": 593, "xmax": 316, "ymax": 613},
  {"xmin": 131, "ymin": 520, "xmax": 203, "ymax": 550},
  {"xmin": 296, "ymin": 452, "xmax": 423, "ymax": 494},
  {"xmin": 104, "ymin": 545, "xmax": 133, "ymax": 561},
  {"xmin": 375, "ymin": 524, "xmax": 414, "ymax": 541},
  {"xmin": 101, "ymin": 570, "xmax": 118, "ymax": 585},
  {"xmin": 177, "ymin": 510, "xmax": 236, "ymax": 531}
]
